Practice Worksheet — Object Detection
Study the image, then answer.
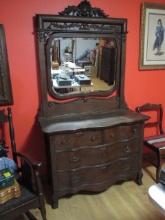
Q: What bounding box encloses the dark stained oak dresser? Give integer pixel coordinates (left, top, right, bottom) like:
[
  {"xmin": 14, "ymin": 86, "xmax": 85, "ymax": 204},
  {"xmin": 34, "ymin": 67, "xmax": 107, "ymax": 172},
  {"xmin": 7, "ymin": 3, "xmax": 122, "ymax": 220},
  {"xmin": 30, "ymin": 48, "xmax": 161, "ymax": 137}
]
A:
[
  {"xmin": 35, "ymin": 0, "xmax": 147, "ymax": 208},
  {"xmin": 39, "ymin": 111, "xmax": 146, "ymax": 208}
]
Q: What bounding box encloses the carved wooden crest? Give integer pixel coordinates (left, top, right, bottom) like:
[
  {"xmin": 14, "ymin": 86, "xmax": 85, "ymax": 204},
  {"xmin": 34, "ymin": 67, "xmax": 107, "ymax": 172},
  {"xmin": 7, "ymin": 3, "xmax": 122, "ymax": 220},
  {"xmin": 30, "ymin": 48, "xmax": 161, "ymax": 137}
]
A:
[{"xmin": 59, "ymin": 0, "xmax": 108, "ymax": 18}]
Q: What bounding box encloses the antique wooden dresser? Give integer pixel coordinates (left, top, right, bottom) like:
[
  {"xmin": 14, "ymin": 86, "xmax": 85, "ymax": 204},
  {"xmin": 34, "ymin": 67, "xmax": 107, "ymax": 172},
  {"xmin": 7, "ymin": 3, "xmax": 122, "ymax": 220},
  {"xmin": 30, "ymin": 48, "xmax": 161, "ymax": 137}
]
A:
[{"xmin": 35, "ymin": 0, "xmax": 147, "ymax": 208}]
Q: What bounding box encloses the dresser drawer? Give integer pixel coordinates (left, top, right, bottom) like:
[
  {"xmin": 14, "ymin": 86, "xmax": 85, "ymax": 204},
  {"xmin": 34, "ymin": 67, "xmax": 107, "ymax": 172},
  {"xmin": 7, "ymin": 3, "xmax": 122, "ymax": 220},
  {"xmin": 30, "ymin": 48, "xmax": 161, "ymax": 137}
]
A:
[
  {"xmin": 103, "ymin": 125, "xmax": 140, "ymax": 143},
  {"xmin": 55, "ymin": 147, "xmax": 101, "ymax": 170},
  {"xmin": 56, "ymin": 156, "xmax": 138, "ymax": 191},
  {"xmin": 55, "ymin": 138, "xmax": 140, "ymax": 170},
  {"xmin": 54, "ymin": 130, "xmax": 102, "ymax": 150},
  {"xmin": 101, "ymin": 138, "xmax": 140, "ymax": 164}
]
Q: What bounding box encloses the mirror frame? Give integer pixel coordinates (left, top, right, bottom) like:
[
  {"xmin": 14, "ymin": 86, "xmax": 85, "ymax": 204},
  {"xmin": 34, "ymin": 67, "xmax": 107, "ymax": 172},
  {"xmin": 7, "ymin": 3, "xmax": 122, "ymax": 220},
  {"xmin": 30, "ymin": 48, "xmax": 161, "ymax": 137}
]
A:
[
  {"xmin": 46, "ymin": 33, "xmax": 119, "ymax": 99},
  {"xmin": 0, "ymin": 24, "xmax": 13, "ymax": 106},
  {"xmin": 36, "ymin": 0, "xmax": 127, "ymax": 114}
]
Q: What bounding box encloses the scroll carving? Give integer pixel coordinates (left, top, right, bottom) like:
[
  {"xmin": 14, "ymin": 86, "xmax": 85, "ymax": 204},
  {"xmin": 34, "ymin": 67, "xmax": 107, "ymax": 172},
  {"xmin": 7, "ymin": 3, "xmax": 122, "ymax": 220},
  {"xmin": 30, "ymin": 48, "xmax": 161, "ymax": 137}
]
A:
[{"xmin": 59, "ymin": 0, "xmax": 108, "ymax": 18}]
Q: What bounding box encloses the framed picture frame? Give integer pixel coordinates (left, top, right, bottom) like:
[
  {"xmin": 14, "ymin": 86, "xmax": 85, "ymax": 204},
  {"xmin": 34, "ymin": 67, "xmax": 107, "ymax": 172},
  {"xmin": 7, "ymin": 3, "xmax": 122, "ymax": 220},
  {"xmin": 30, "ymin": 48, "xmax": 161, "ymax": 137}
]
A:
[
  {"xmin": 139, "ymin": 2, "xmax": 165, "ymax": 70},
  {"xmin": 0, "ymin": 24, "xmax": 13, "ymax": 105}
]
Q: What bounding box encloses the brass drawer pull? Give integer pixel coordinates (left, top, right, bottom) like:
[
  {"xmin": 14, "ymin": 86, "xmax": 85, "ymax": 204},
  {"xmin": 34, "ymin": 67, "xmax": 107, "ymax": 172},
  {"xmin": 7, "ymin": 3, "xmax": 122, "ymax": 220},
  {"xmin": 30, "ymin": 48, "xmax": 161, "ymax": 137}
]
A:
[
  {"xmin": 124, "ymin": 145, "xmax": 130, "ymax": 153},
  {"xmin": 101, "ymin": 165, "xmax": 108, "ymax": 170},
  {"xmin": 132, "ymin": 128, "xmax": 137, "ymax": 134},
  {"xmin": 100, "ymin": 146, "xmax": 106, "ymax": 151},
  {"xmin": 110, "ymin": 133, "xmax": 114, "ymax": 138},
  {"xmin": 61, "ymin": 140, "xmax": 66, "ymax": 145},
  {"xmin": 72, "ymin": 177, "xmax": 80, "ymax": 184},
  {"xmin": 91, "ymin": 136, "xmax": 96, "ymax": 141},
  {"xmin": 70, "ymin": 156, "xmax": 80, "ymax": 162}
]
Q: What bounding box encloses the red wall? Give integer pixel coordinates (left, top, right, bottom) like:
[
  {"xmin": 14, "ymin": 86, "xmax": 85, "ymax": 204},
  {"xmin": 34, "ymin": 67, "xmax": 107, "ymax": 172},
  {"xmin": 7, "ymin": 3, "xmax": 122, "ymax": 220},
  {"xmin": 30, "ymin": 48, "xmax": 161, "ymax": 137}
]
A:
[{"xmin": 0, "ymin": 0, "xmax": 165, "ymax": 170}]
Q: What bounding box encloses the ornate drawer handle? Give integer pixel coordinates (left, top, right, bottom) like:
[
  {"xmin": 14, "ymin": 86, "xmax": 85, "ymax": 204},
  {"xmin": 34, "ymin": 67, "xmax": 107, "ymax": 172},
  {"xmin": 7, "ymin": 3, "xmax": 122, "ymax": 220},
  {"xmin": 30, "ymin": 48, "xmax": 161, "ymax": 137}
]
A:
[
  {"xmin": 110, "ymin": 133, "xmax": 114, "ymax": 138},
  {"xmin": 101, "ymin": 165, "xmax": 108, "ymax": 170},
  {"xmin": 124, "ymin": 145, "xmax": 130, "ymax": 153},
  {"xmin": 72, "ymin": 177, "xmax": 80, "ymax": 184},
  {"xmin": 100, "ymin": 146, "xmax": 106, "ymax": 151},
  {"xmin": 91, "ymin": 136, "xmax": 96, "ymax": 141},
  {"xmin": 132, "ymin": 128, "xmax": 137, "ymax": 134},
  {"xmin": 71, "ymin": 156, "xmax": 80, "ymax": 162},
  {"xmin": 61, "ymin": 140, "xmax": 66, "ymax": 145}
]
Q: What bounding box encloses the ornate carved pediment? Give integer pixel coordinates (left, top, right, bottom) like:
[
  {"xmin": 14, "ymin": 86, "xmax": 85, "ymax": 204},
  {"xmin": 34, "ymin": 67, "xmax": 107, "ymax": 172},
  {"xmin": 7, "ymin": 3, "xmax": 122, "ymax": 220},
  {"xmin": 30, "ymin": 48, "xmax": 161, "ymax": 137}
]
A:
[{"xmin": 59, "ymin": 0, "xmax": 108, "ymax": 18}]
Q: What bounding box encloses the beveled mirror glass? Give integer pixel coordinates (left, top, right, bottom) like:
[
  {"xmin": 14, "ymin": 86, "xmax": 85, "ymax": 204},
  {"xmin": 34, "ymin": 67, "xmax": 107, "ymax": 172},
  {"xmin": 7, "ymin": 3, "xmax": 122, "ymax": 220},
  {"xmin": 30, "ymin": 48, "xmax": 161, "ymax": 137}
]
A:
[{"xmin": 47, "ymin": 35, "xmax": 117, "ymax": 95}]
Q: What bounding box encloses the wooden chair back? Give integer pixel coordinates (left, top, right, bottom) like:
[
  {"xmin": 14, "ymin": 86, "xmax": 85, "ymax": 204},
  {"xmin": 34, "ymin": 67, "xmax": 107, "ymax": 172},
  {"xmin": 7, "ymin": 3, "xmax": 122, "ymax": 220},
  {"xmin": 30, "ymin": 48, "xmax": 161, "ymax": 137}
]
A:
[
  {"xmin": 0, "ymin": 107, "xmax": 47, "ymax": 220},
  {"xmin": 135, "ymin": 103, "xmax": 164, "ymax": 135}
]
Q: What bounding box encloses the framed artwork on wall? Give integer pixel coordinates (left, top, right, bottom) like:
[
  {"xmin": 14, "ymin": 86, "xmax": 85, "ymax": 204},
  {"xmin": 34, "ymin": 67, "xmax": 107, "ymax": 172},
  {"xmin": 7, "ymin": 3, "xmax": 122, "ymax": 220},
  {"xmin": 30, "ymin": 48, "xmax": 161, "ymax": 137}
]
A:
[
  {"xmin": 139, "ymin": 2, "xmax": 165, "ymax": 70},
  {"xmin": 0, "ymin": 24, "xmax": 13, "ymax": 105}
]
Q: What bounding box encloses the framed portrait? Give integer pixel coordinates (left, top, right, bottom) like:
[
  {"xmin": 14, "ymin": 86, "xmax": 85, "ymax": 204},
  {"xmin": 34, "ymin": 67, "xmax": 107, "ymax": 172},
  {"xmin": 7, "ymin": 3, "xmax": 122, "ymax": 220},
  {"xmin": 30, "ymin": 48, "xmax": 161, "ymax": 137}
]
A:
[
  {"xmin": 0, "ymin": 24, "xmax": 13, "ymax": 105},
  {"xmin": 139, "ymin": 2, "xmax": 165, "ymax": 70}
]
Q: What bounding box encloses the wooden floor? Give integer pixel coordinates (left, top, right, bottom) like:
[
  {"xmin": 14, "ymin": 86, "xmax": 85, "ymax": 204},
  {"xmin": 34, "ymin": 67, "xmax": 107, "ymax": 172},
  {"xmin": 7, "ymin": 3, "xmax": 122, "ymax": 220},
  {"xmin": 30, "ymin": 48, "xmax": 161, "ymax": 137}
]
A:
[{"xmin": 29, "ymin": 166, "xmax": 165, "ymax": 220}]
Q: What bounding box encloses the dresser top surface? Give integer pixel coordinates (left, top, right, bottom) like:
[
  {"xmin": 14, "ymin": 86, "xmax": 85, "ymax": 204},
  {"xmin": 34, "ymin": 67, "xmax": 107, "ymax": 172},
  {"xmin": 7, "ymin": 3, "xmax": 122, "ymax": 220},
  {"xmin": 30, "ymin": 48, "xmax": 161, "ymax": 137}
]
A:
[{"xmin": 39, "ymin": 110, "xmax": 148, "ymax": 134}]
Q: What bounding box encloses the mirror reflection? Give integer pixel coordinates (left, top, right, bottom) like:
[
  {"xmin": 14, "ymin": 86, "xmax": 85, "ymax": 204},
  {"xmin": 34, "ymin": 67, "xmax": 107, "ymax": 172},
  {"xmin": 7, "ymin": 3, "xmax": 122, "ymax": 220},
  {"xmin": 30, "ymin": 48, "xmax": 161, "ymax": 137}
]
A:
[{"xmin": 49, "ymin": 37, "xmax": 117, "ymax": 94}]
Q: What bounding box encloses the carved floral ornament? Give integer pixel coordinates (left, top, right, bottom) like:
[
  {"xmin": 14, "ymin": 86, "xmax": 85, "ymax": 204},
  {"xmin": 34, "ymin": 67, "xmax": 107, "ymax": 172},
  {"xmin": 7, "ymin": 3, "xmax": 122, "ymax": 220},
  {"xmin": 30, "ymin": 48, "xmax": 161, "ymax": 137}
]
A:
[{"xmin": 59, "ymin": 0, "xmax": 108, "ymax": 18}]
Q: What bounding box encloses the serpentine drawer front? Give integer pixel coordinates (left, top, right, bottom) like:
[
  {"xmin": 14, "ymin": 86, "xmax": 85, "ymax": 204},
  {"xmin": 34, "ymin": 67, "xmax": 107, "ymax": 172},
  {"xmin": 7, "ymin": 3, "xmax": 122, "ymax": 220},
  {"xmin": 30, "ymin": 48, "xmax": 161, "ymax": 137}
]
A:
[
  {"xmin": 55, "ymin": 138, "xmax": 140, "ymax": 170},
  {"xmin": 56, "ymin": 155, "xmax": 139, "ymax": 197},
  {"xmin": 54, "ymin": 130, "xmax": 102, "ymax": 150},
  {"xmin": 47, "ymin": 122, "xmax": 144, "ymax": 207},
  {"xmin": 54, "ymin": 125, "xmax": 139, "ymax": 150}
]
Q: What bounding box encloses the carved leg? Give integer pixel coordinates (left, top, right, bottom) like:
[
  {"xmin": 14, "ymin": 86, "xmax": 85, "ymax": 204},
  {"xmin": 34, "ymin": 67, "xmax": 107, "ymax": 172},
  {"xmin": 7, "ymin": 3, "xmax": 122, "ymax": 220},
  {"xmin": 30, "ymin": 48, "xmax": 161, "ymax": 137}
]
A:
[
  {"xmin": 40, "ymin": 206, "xmax": 47, "ymax": 220},
  {"xmin": 25, "ymin": 211, "xmax": 38, "ymax": 220},
  {"xmin": 26, "ymin": 210, "xmax": 47, "ymax": 220},
  {"xmin": 135, "ymin": 170, "xmax": 143, "ymax": 185},
  {"xmin": 39, "ymin": 196, "xmax": 47, "ymax": 220},
  {"xmin": 52, "ymin": 193, "xmax": 59, "ymax": 209},
  {"xmin": 156, "ymin": 151, "xmax": 161, "ymax": 183},
  {"xmin": 156, "ymin": 167, "xmax": 161, "ymax": 183}
]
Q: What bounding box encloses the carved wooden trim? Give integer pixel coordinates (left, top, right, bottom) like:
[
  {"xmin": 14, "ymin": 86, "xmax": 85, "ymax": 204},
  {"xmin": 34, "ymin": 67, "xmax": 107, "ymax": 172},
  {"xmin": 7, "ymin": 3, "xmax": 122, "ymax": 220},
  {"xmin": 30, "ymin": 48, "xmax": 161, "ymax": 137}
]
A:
[
  {"xmin": 46, "ymin": 22, "xmax": 121, "ymax": 32},
  {"xmin": 37, "ymin": 21, "xmax": 123, "ymax": 43},
  {"xmin": 59, "ymin": 0, "xmax": 108, "ymax": 18}
]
